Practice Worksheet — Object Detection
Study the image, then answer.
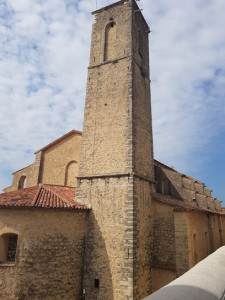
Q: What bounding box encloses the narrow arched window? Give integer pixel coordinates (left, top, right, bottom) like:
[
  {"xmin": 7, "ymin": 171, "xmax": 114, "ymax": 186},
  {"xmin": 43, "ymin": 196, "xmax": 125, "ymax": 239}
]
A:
[
  {"xmin": 0, "ymin": 233, "xmax": 18, "ymax": 263},
  {"xmin": 64, "ymin": 161, "xmax": 78, "ymax": 187},
  {"xmin": 193, "ymin": 233, "xmax": 198, "ymax": 264},
  {"xmin": 138, "ymin": 30, "xmax": 143, "ymax": 59},
  {"xmin": 18, "ymin": 176, "xmax": 26, "ymax": 189},
  {"xmin": 205, "ymin": 232, "xmax": 209, "ymax": 256},
  {"xmin": 104, "ymin": 22, "xmax": 116, "ymax": 61}
]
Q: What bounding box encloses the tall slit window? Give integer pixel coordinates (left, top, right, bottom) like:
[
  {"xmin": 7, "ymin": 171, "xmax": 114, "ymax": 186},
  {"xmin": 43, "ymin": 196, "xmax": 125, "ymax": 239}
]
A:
[
  {"xmin": 138, "ymin": 30, "xmax": 143, "ymax": 59},
  {"xmin": 193, "ymin": 233, "xmax": 198, "ymax": 264},
  {"xmin": 7, "ymin": 235, "xmax": 18, "ymax": 262},
  {"xmin": 104, "ymin": 22, "xmax": 116, "ymax": 61},
  {"xmin": 205, "ymin": 231, "xmax": 209, "ymax": 256},
  {"xmin": 0, "ymin": 233, "xmax": 18, "ymax": 264}
]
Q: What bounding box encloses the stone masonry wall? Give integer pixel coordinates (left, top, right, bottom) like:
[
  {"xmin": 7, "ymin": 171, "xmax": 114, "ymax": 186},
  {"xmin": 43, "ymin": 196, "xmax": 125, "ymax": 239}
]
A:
[
  {"xmin": 131, "ymin": 5, "xmax": 155, "ymax": 298},
  {"xmin": 154, "ymin": 161, "xmax": 222, "ymax": 211},
  {"xmin": 0, "ymin": 208, "xmax": 86, "ymax": 300},
  {"xmin": 186, "ymin": 211, "xmax": 211, "ymax": 268},
  {"xmin": 134, "ymin": 178, "xmax": 153, "ymax": 299},
  {"xmin": 174, "ymin": 211, "xmax": 189, "ymax": 277},
  {"xmin": 79, "ymin": 59, "xmax": 132, "ymax": 176},
  {"xmin": 211, "ymin": 214, "xmax": 222, "ymax": 250},
  {"xmin": 152, "ymin": 201, "xmax": 176, "ymax": 267},
  {"xmin": 4, "ymin": 162, "xmax": 39, "ymax": 193},
  {"xmin": 78, "ymin": 176, "xmax": 134, "ymax": 300},
  {"xmin": 151, "ymin": 200, "xmax": 176, "ymax": 292},
  {"xmin": 4, "ymin": 133, "xmax": 82, "ymax": 192},
  {"xmin": 76, "ymin": 1, "xmax": 155, "ymax": 299},
  {"xmin": 151, "ymin": 268, "xmax": 176, "ymax": 293},
  {"xmin": 132, "ymin": 5, "xmax": 154, "ymax": 180},
  {"xmin": 76, "ymin": 2, "xmax": 135, "ymax": 298},
  {"xmin": 221, "ymin": 216, "xmax": 225, "ymax": 246},
  {"xmin": 79, "ymin": 2, "xmax": 133, "ymax": 178},
  {"xmin": 183, "ymin": 211, "xmax": 225, "ymax": 270},
  {"xmin": 41, "ymin": 133, "xmax": 82, "ymax": 186}
]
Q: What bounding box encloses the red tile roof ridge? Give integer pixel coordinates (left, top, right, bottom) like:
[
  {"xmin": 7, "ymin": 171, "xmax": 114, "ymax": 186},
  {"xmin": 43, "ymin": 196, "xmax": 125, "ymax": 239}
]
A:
[
  {"xmin": 0, "ymin": 186, "xmax": 39, "ymax": 208},
  {"xmin": 31, "ymin": 184, "xmax": 43, "ymax": 206},
  {"xmin": 40, "ymin": 185, "xmax": 73, "ymax": 207},
  {"xmin": 37, "ymin": 184, "xmax": 88, "ymax": 209},
  {"xmin": 0, "ymin": 185, "xmax": 89, "ymax": 210}
]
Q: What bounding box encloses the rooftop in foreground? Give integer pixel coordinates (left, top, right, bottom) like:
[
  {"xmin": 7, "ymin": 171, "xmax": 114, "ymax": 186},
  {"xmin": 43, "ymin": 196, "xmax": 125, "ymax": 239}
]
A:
[{"xmin": 0, "ymin": 184, "xmax": 88, "ymax": 210}]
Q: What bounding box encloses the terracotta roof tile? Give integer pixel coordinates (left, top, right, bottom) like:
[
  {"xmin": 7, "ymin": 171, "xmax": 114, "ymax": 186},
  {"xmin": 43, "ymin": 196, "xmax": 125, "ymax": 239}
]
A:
[
  {"xmin": 153, "ymin": 193, "xmax": 225, "ymax": 215},
  {"xmin": 0, "ymin": 185, "xmax": 88, "ymax": 210}
]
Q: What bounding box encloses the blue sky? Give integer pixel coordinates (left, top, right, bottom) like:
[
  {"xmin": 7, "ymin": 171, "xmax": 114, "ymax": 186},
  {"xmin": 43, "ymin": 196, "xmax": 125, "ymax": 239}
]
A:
[{"xmin": 0, "ymin": 0, "xmax": 225, "ymax": 205}]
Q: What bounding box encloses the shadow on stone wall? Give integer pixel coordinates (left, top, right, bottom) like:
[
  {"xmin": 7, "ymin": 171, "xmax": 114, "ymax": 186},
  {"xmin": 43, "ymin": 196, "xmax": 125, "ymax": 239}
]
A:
[
  {"xmin": 154, "ymin": 165, "xmax": 183, "ymax": 200},
  {"xmin": 83, "ymin": 211, "xmax": 114, "ymax": 300},
  {"xmin": 15, "ymin": 234, "xmax": 85, "ymax": 299}
]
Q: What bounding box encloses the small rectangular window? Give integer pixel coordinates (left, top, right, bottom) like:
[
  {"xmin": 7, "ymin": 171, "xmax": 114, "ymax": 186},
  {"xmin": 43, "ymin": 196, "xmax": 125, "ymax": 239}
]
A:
[{"xmin": 94, "ymin": 279, "xmax": 100, "ymax": 289}]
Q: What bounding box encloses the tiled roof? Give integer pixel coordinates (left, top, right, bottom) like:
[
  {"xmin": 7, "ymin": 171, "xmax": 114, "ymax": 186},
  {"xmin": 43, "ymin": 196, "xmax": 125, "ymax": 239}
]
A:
[
  {"xmin": 153, "ymin": 193, "xmax": 225, "ymax": 215},
  {"xmin": 0, "ymin": 185, "xmax": 88, "ymax": 210}
]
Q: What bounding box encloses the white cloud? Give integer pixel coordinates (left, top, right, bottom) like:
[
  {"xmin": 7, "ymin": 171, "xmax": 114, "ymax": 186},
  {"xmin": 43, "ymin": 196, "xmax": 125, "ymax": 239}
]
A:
[
  {"xmin": 0, "ymin": 0, "xmax": 225, "ymax": 202},
  {"xmin": 140, "ymin": 0, "xmax": 225, "ymax": 173}
]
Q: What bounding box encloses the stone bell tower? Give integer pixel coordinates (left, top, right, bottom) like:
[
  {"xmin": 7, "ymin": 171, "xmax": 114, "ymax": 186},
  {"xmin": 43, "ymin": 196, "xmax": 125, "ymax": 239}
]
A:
[{"xmin": 75, "ymin": 0, "xmax": 155, "ymax": 299}]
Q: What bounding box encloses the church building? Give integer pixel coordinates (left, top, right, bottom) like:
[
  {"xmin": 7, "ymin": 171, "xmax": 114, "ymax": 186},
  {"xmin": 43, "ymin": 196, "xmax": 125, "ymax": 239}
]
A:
[{"xmin": 0, "ymin": 1, "xmax": 225, "ymax": 299}]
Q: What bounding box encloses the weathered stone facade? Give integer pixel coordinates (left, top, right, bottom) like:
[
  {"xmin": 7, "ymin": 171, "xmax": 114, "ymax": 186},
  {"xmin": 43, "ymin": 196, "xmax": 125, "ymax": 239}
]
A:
[
  {"xmin": 154, "ymin": 160, "xmax": 222, "ymax": 211},
  {"xmin": 0, "ymin": 208, "xmax": 87, "ymax": 300},
  {"xmin": 151, "ymin": 196, "xmax": 225, "ymax": 291},
  {"xmin": 76, "ymin": 1, "xmax": 154, "ymax": 299},
  {"xmin": 4, "ymin": 130, "xmax": 82, "ymax": 193}
]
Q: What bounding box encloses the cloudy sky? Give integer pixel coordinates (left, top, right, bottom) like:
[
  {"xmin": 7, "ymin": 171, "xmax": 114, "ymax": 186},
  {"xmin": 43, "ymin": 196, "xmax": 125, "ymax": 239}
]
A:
[{"xmin": 0, "ymin": 0, "xmax": 225, "ymax": 204}]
